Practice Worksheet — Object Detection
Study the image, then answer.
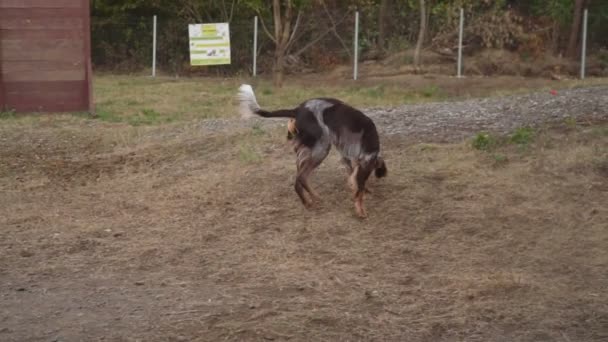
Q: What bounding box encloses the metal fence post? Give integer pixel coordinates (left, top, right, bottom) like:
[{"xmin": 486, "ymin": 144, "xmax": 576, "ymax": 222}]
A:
[
  {"xmin": 353, "ymin": 11, "xmax": 359, "ymax": 80},
  {"xmin": 253, "ymin": 16, "xmax": 258, "ymax": 77},
  {"xmin": 152, "ymin": 15, "xmax": 157, "ymax": 77},
  {"xmin": 457, "ymin": 8, "xmax": 464, "ymax": 78},
  {"xmin": 580, "ymin": 8, "xmax": 588, "ymax": 80}
]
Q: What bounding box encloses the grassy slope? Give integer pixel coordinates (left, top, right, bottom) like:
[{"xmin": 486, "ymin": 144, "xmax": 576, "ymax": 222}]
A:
[{"xmin": 4, "ymin": 74, "xmax": 604, "ymax": 124}]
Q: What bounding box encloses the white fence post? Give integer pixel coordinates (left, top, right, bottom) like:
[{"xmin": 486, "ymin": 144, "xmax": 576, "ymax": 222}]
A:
[
  {"xmin": 353, "ymin": 11, "xmax": 359, "ymax": 80},
  {"xmin": 580, "ymin": 8, "xmax": 588, "ymax": 80},
  {"xmin": 253, "ymin": 16, "xmax": 258, "ymax": 77},
  {"xmin": 152, "ymin": 15, "xmax": 157, "ymax": 77},
  {"xmin": 457, "ymin": 8, "xmax": 464, "ymax": 78}
]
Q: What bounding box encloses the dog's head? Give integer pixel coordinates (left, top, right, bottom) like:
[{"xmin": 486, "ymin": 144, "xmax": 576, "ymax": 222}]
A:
[{"xmin": 286, "ymin": 118, "xmax": 298, "ymax": 140}]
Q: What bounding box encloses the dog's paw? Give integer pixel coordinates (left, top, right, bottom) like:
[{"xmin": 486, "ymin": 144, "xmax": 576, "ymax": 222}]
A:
[
  {"xmin": 356, "ymin": 211, "xmax": 368, "ymax": 220},
  {"xmin": 309, "ymin": 194, "xmax": 322, "ymax": 204},
  {"xmin": 354, "ymin": 205, "xmax": 368, "ymax": 219},
  {"xmin": 307, "ymin": 199, "xmax": 325, "ymax": 211},
  {"xmin": 302, "ymin": 200, "xmax": 315, "ymax": 210}
]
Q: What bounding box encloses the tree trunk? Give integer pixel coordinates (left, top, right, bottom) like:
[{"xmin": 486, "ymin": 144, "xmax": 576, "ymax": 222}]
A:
[
  {"xmin": 271, "ymin": 0, "xmax": 294, "ymax": 87},
  {"xmin": 566, "ymin": 0, "xmax": 585, "ymax": 59},
  {"xmin": 377, "ymin": 0, "xmax": 389, "ymax": 51},
  {"xmin": 273, "ymin": 48, "xmax": 285, "ymax": 87},
  {"xmin": 272, "ymin": 0, "xmax": 284, "ymax": 87},
  {"xmin": 413, "ymin": 0, "xmax": 426, "ymax": 66},
  {"xmin": 551, "ymin": 20, "xmax": 560, "ymax": 54}
]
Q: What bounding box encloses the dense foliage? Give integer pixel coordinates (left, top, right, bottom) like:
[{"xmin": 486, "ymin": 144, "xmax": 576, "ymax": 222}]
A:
[{"xmin": 91, "ymin": 0, "xmax": 608, "ymax": 76}]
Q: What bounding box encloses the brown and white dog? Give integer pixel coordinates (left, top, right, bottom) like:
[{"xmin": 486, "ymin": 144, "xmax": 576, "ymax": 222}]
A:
[{"xmin": 237, "ymin": 84, "xmax": 387, "ymax": 218}]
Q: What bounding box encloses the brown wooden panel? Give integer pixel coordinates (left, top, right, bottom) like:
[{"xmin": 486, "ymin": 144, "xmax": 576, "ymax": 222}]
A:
[
  {"xmin": 0, "ymin": 24, "xmax": 4, "ymax": 109},
  {"xmin": 4, "ymin": 81, "xmax": 87, "ymax": 112},
  {"xmin": 3, "ymin": 68, "xmax": 84, "ymax": 82},
  {"xmin": 0, "ymin": 18, "xmax": 83, "ymax": 30},
  {"xmin": 0, "ymin": 8, "xmax": 83, "ymax": 19},
  {"xmin": 5, "ymin": 97, "xmax": 88, "ymax": 112},
  {"xmin": 3, "ymin": 80, "xmax": 84, "ymax": 93},
  {"xmin": 82, "ymin": 0, "xmax": 94, "ymax": 114},
  {"xmin": 0, "ymin": 68, "xmax": 4, "ymax": 110},
  {"xmin": 0, "ymin": 0, "xmax": 92, "ymax": 113},
  {"xmin": 2, "ymin": 60, "xmax": 85, "ymax": 74},
  {"xmin": 1, "ymin": 39, "xmax": 84, "ymax": 62},
  {"xmin": 0, "ymin": 29, "xmax": 84, "ymax": 40},
  {"xmin": 0, "ymin": 0, "xmax": 82, "ymax": 8}
]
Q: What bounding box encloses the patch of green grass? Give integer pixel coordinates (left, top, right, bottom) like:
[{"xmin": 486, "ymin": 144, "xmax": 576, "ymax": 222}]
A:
[
  {"xmin": 365, "ymin": 85, "xmax": 386, "ymax": 98},
  {"xmin": 251, "ymin": 122, "xmax": 265, "ymax": 136},
  {"xmin": 0, "ymin": 109, "xmax": 16, "ymax": 119},
  {"xmin": 237, "ymin": 144, "xmax": 261, "ymax": 163},
  {"xmin": 590, "ymin": 126, "xmax": 608, "ymax": 137},
  {"xmin": 128, "ymin": 109, "xmax": 175, "ymax": 126},
  {"xmin": 472, "ymin": 132, "xmax": 498, "ymax": 151},
  {"xmin": 473, "ymin": 127, "xmax": 537, "ymax": 153},
  {"xmin": 421, "ymin": 85, "xmax": 440, "ymax": 98},
  {"xmin": 492, "ymin": 153, "xmax": 509, "ymax": 166},
  {"xmin": 95, "ymin": 109, "xmax": 123, "ymax": 123},
  {"xmin": 509, "ymin": 127, "xmax": 535, "ymax": 147},
  {"xmin": 564, "ymin": 116, "xmax": 577, "ymax": 129},
  {"xmin": 125, "ymin": 99, "xmax": 143, "ymax": 106},
  {"xmin": 95, "ymin": 107, "xmax": 175, "ymax": 126},
  {"xmin": 418, "ymin": 143, "xmax": 439, "ymax": 152}
]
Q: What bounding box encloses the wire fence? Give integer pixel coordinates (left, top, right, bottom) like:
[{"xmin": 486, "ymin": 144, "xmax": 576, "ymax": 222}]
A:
[{"xmin": 91, "ymin": 7, "xmax": 606, "ymax": 80}]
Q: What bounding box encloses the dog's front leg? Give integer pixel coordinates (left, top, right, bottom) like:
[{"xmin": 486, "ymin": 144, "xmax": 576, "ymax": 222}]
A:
[
  {"xmin": 346, "ymin": 160, "xmax": 372, "ymax": 195},
  {"xmin": 350, "ymin": 163, "xmax": 374, "ymax": 219}
]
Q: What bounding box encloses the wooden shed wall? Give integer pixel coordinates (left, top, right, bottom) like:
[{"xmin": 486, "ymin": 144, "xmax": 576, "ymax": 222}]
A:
[{"xmin": 0, "ymin": 0, "xmax": 93, "ymax": 113}]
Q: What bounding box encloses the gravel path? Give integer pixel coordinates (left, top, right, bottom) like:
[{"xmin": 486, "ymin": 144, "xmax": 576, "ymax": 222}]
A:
[
  {"xmin": 367, "ymin": 85, "xmax": 608, "ymax": 142},
  {"xmin": 195, "ymin": 85, "xmax": 608, "ymax": 142}
]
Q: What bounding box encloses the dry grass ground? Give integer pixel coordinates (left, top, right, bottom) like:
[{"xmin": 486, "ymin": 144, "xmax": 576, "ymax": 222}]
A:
[{"xmin": 1, "ymin": 75, "xmax": 607, "ymax": 341}]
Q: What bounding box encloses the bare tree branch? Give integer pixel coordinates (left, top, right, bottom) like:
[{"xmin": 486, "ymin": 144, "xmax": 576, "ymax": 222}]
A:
[
  {"xmin": 414, "ymin": 0, "xmax": 426, "ymax": 66},
  {"xmin": 257, "ymin": 10, "xmax": 277, "ymax": 44},
  {"xmin": 280, "ymin": 0, "xmax": 294, "ymax": 48},
  {"xmin": 273, "ymin": 0, "xmax": 282, "ymax": 42},
  {"xmin": 285, "ymin": 11, "xmax": 303, "ymax": 51},
  {"xmin": 290, "ymin": 10, "xmax": 353, "ymax": 58},
  {"xmin": 220, "ymin": 0, "xmax": 228, "ymax": 21},
  {"xmin": 321, "ymin": 1, "xmax": 352, "ymax": 58},
  {"xmin": 180, "ymin": 0, "xmax": 203, "ymax": 23},
  {"xmin": 228, "ymin": 0, "xmax": 236, "ymax": 22}
]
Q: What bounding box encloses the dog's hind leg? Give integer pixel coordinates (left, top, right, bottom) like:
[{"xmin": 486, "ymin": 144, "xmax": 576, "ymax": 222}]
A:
[
  {"xmin": 341, "ymin": 157, "xmax": 354, "ymax": 175},
  {"xmin": 295, "ymin": 142, "xmax": 330, "ymax": 207},
  {"xmin": 294, "ymin": 146, "xmax": 313, "ymax": 206}
]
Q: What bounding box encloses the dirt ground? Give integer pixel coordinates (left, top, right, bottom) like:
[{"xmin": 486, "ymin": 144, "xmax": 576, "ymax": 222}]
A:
[{"xmin": 1, "ymin": 80, "xmax": 608, "ymax": 342}]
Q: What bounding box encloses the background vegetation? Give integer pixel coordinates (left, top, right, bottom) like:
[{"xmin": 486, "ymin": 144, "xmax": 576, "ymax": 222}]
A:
[{"xmin": 92, "ymin": 0, "xmax": 607, "ymax": 84}]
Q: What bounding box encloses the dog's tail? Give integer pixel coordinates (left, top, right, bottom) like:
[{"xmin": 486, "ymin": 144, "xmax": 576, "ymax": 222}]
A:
[
  {"xmin": 237, "ymin": 84, "xmax": 296, "ymax": 119},
  {"xmin": 375, "ymin": 157, "xmax": 387, "ymax": 178}
]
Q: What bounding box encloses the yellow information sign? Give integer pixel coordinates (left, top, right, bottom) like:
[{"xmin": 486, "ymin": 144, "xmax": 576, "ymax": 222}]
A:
[{"xmin": 188, "ymin": 23, "xmax": 231, "ymax": 66}]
